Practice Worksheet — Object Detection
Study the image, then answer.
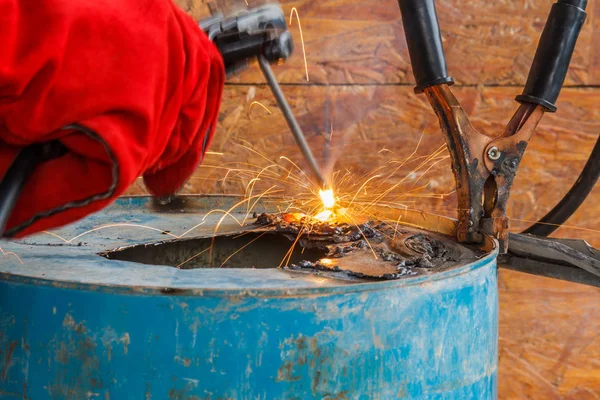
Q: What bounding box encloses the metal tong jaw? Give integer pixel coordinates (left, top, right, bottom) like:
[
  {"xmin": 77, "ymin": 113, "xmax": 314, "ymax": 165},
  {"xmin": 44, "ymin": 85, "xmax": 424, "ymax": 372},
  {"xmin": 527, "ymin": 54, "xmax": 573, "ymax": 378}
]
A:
[{"xmin": 397, "ymin": 0, "xmax": 587, "ymax": 254}]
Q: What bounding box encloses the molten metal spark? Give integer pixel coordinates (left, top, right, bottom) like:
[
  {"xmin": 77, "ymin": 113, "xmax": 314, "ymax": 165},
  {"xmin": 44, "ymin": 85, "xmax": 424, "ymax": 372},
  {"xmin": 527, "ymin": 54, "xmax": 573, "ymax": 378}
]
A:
[
  {"xmin": 219, "ymin": 231, "xmax": 269, "ymax": 267},
  {"xmin": 35, "ymin": 139, "xmax": 459, "ymax": 269},
  {"xmin": 289, "ymin": 7, "xmax": 309, "ymax": 81},
  {"xmin": 279, "ymin": 225, "xmax": 307, "ymax": 267},
  {"xmin": 314, "ymin": 210, "xmax": 333, "ymax": 222},
  {"xmin": 249, "ymin": 101, "xmax": 272, "ymax": 115},
  {"xmin": 0, "ymin": 246, "xmax": 23, "ymax": 264},
  {"xmin": 41, "ymin": 221, "xmax": 208, "ymax": 243},
  {"xmin": 42, "ymin": 224, "xmax": 179, "ymax": 243},
  {"xmin": 177, "ymin": 247, "xmax": 211, "ymax": 269},
  {"xmin": 319, "ymin": 258, "xmax": 334, "ymax": 266}
]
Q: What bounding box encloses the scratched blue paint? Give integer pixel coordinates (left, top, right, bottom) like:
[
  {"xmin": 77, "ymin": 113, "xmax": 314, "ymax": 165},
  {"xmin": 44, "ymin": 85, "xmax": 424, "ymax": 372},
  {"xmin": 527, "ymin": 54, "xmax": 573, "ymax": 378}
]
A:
[{"xmin": 0, "ymin": 196, "xmax": 499, "ymax": 399}]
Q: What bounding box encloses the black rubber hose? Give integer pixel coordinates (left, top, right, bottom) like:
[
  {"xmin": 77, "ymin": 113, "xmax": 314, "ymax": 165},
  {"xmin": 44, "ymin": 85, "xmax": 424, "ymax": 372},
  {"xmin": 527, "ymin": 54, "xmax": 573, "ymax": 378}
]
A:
[
  {"xmin": 397, "ymin": 0, "xmax": 454, "ymax": 93},
  {"xmin": 0, "ymin": 142, "xmax": 66, "ymax": 237},
  {"xmin": 523, "ymin": 135, "xmax": 600, "ymax": 236},
  {"xmin": 516, "ymin": 0, "xmax": 587, "ymax": 112}
]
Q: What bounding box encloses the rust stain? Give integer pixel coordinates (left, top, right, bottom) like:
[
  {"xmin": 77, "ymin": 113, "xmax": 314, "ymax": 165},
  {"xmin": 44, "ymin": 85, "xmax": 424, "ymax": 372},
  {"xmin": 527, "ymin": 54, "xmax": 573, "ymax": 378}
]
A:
[
  {"xmin": 396, "ymin": 386, "xmax": 407, "ymax": 398},
  {"xmin": 167, "ymin": 387, "xmax": 203, "ymax": 400},
  {"xmin": 122, "ymin": 333, "xmax": 130, "ymax": 355},
  {"xmin": 0, "ymin": 390, "xmax": 23, "ymax": 398},
  {"xmin": 90, "ymin": 377, "xmax": 103, "ymax": 389},
  {"xmin": 1, "ymin": 341, "xmax": 17, "ymax": 382},
  {"xmin": 174, "ymin": 356, "xmax": 191, "ymax": 367},
  {"xmin": 312, "ymin": 368, "xmax": 322, "ymax": 395},
  {"xmin": 62, "ymin": 313, "xmax": 87, "ymax": 334},
  {"xmin": 276, "ymin": 361, "xmax": 300, "ymax": 382},
  {"xmin": 277, "ymin": 334, "xmax": 330, "ymax": 395},
  {"xmin": 101, "ymin": 330, "xmax": 130, "ymax": 362},
  {"xmin": 54, "ymin": 343, "xmax": 69, "ymax": 364},
  {"xmin": 323, "ymin": 391, "xmax": 349, "ymax": 400},
  {"xmin": 50, "ymin": 313, "xmax": 103, "ymax": 398}
]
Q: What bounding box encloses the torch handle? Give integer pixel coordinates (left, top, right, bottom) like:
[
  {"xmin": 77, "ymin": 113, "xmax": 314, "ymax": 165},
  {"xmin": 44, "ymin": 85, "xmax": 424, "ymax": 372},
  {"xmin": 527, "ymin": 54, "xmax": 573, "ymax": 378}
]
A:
[
  {"xmin": 516, "ymin": 0, "xmax": 587, "ymax": 112},
  {"xmin": 397, "ymin": 0, "xmax": 454, "ymax": 93}
]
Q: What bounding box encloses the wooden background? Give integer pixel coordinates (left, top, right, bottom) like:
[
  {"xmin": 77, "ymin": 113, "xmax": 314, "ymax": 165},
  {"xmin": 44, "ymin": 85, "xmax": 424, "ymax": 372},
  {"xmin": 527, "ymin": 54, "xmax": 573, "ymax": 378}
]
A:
[
  {"xmin": 153, "ymin": 0, "xmax": 600, "ymax": 247},
  {"xmin": 154, "ymin": 0, "xmax": 600, "ymax": 397}
]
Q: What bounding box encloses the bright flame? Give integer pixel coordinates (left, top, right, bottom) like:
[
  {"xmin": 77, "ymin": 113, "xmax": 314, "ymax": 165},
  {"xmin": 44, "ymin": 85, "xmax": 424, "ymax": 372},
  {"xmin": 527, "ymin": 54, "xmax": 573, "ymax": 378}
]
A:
[
  {"xmin": 283, "ymin": 213, "xmax": 306, "ymax": 223},
  {"xmin": 314, "ymin": 210, "xmax": 333, "ymax": 222},
  {"xmin": 312, "ymin": 189, "xmax": 336, "ymax": 222},
  {"xmin": 319, "ymin": 189, "xmax": 335, "ymax": 209}
]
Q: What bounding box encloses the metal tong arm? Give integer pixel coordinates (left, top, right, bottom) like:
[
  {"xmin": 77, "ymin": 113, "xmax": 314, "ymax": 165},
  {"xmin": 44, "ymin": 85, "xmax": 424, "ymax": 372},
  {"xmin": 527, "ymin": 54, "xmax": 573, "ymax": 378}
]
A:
[
  {"xmin": 423, "ymin": 86, "xmax": 544, "ymax": 251},
  {"xmin": 502, "ymin": 233, "xmax": 600, "ymax": 287}
]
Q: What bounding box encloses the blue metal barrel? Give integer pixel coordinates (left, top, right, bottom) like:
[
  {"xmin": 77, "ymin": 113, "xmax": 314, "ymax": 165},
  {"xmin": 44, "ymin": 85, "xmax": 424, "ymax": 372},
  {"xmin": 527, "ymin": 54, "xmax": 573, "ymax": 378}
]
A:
[{"xmin": 0, "ymin": 197, "xmax": 498, "ymax": 399}]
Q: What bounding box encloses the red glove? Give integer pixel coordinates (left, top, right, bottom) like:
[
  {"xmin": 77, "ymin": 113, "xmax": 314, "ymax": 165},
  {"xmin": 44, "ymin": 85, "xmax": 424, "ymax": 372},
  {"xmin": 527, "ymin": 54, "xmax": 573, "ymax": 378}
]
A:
[{"xmin": 0, "ymin": 0, "xmax": 224, "ymax": 237}]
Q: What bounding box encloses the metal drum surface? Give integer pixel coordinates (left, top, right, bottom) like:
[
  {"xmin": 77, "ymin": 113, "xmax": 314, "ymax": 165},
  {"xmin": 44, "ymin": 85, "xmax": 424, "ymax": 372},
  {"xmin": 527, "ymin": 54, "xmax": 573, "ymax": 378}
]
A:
[{"xmin": 0, "ymin": 196, "xmax": 499, "ymax": 399}]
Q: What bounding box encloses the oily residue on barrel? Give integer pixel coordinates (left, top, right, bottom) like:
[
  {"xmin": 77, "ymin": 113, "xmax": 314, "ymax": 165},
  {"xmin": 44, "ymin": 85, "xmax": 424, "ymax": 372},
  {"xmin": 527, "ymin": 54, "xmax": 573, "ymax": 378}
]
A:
[{"xmin": 254, "ymin": 213, "xmax": 483, "ymax": 280}]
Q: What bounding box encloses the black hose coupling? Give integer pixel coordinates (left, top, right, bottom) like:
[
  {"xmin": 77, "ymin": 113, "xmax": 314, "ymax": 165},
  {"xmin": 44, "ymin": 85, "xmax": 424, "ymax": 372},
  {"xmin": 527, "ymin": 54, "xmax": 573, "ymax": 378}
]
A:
[
  {"xmin": 516, "ymin": 0, "xmax": 587, "ymax": 112},
  {"xmin": 398, "ymin": 0, "xmax": 454, "ymax": 93}
]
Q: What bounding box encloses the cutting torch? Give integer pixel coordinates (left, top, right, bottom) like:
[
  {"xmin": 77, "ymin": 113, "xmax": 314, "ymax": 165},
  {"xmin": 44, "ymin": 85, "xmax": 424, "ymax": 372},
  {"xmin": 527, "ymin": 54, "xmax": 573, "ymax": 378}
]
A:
[{"xmin": 200, "ymin": 3, "xmax": 327, "ymax": 187}]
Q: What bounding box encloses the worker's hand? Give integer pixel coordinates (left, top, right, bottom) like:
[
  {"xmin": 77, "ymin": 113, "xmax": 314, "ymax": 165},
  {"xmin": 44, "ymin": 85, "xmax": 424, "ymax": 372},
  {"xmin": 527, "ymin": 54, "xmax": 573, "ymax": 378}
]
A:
[{"xmin": 0, "ymin": 0, "xmax": 224, "ymax": 237}]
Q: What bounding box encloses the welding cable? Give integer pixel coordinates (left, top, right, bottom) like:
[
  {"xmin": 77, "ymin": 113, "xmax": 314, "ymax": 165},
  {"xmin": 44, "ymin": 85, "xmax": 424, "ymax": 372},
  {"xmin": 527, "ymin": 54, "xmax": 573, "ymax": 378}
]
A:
[
  {"xmin": 397, "ymin": 0, "xmax": 454, "ymax": 93},
  {"xmin": 0, "ymin": 145, "xmax": 47, "ymax": 236},
  {"xmin": 0, "ymin": 142, "xmax": 67, "ymax": 237},
  {"xmin": 524, "ymin": 135, "xmax": 600, "ymax": 236},
  {"xmin": 515, "ymin": 0, "xmax": 587, "ymax": 112}
]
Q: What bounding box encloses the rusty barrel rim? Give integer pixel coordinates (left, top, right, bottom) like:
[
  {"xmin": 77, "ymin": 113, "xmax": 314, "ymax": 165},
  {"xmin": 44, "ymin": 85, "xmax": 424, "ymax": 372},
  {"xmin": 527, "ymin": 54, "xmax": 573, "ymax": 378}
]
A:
[
  {"xmin": 0, "ymin": 195, "xmax": 498, "ymax": 297},
  {"xmin": 0, "ymin": 250, "xmax": 497, "ymax": 297}
]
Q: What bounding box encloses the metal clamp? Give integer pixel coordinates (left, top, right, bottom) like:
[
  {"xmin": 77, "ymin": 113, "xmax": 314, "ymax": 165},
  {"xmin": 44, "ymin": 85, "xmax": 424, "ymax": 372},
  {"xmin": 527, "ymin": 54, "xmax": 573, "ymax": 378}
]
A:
[
  {"xmin": 398, "ymin": 0, "xmax": 587, "ymax": 253},
  {"xmin": 424, "ymin": 85, "xmax": 545, "ymax": 252}
]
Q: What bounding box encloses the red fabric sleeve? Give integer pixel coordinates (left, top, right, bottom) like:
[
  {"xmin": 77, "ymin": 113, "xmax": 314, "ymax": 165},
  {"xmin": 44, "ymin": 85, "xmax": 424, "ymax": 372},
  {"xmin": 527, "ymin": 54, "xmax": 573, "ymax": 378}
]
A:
[{"xmin": 0, "ymin": 0, "xmax": 224, "ymax": 237}]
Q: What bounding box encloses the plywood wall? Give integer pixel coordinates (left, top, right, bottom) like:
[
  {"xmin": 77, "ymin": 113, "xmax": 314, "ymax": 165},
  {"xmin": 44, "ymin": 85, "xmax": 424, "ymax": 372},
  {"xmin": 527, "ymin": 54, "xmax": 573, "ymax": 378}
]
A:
[{"xmin": 137, "ymin": 0, "xmax": 600, "ymax": 249}]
